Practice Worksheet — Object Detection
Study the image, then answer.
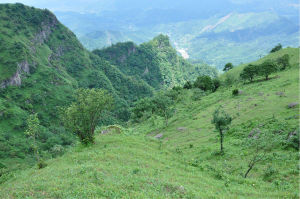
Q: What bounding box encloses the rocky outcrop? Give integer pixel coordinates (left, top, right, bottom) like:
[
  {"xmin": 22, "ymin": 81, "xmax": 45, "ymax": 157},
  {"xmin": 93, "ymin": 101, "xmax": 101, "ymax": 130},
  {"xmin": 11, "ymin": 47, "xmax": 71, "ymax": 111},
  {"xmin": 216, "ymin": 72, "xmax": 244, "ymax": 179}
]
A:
[{"xmin": 0, "ymin": 61, "xmax": 30, "ymax": 88}]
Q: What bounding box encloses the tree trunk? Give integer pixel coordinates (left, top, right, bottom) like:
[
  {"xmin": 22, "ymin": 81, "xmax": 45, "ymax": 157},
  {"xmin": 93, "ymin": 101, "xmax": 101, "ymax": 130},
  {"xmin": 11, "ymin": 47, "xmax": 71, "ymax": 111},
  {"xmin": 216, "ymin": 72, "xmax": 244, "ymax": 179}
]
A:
[
  {"xmin": 165, "ymin": 116, "xmax": 168, "ymax": 127},
  {"xmin": 244, "ymin": 164, "xmax": 253, "ymax": 178},
  {"xmin": 265, "ymin": 75, "xmax": 268, "ymax": 80},
  {"xmin": 220, "ymin": 130, "xmax": 223, "ymax": 153}
]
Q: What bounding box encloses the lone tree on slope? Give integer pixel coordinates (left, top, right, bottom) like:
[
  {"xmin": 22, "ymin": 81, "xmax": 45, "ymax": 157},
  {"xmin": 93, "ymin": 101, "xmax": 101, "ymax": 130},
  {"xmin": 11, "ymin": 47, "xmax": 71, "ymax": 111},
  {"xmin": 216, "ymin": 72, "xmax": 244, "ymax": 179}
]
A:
[
  {"xmin": 212, "ymin": 106, "xmax": 232, "ymax": 154},
  {"xmin": 62, "ymin": 88, "xmax": 113, "ymax": 145}
]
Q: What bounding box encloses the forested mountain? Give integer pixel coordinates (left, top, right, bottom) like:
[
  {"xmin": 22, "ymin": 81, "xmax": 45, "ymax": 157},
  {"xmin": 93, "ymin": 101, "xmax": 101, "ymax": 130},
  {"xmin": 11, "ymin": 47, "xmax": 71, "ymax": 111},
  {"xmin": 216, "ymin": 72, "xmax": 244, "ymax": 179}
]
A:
[
  {"xmin": 0, "ymin": 4, "xmax": 210, "ymax": 166},
  {"xmin": 93, "ymin": 35, "xmax": 217, "ymax": 89}
]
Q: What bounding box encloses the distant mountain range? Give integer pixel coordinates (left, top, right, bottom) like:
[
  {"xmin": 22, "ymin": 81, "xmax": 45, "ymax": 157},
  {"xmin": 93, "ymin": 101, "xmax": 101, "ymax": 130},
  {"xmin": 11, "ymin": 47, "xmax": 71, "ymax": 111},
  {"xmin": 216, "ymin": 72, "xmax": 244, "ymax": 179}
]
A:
[{"xmin": 54, "ymin": 0, "xmax": 299, "ymax": 69}]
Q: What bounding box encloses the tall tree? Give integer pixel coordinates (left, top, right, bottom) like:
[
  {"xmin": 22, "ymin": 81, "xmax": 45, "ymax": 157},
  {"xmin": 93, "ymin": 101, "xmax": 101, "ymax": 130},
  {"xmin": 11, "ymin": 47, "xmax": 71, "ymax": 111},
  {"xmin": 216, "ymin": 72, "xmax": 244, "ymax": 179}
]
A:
[
  {"xmin": 258, "ymin": 60, "xmax": 278, "ymax": 80},
  {"xmin": 240, "ymin": 64, "xmax": 258, "ymax": 82}
]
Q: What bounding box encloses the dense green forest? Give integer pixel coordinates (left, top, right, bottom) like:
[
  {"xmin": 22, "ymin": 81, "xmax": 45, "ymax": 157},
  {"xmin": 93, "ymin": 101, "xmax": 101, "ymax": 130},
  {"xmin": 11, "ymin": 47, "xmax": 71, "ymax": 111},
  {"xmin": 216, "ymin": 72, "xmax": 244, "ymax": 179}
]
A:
[{"xmin": 0, "ymin": 3, "xmax": 299, "ymax": 199}]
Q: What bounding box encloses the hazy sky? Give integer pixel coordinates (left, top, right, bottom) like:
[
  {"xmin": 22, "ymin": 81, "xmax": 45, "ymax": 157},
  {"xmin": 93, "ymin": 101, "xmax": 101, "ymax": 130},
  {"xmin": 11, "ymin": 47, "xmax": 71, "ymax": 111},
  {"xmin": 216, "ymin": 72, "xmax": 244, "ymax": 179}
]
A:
[
  {"xmin": 0, "ymin": 0, "xmax": 115, "ymax": 13},
  {"xmin": 0, "ymin": 0, "xmax": 299, "ymax": 13}
]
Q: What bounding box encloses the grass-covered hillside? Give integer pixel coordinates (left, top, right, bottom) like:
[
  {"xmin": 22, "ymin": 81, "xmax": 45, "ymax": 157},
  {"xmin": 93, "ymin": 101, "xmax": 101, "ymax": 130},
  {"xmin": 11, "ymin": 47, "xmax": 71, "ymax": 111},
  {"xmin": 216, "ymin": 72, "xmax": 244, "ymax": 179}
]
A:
[
  {"xmin": 93, "ymin": 35, "xmax": 217, "ymax": 89},
  {"xmin": 1, "ymin": 48, "xmax": 298, "ymax": 198},
  {"xmin": 0, "ymin": 4, "xmax": 210, "ymax": 169}
]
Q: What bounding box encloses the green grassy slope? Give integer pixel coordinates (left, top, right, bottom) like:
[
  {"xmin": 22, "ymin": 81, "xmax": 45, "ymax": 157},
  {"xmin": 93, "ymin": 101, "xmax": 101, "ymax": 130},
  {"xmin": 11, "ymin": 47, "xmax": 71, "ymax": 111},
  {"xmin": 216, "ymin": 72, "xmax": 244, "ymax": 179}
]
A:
[
  {"xmin": 1, "ymin": 48, "xmax": 298, "ymax": 198},
  {"xmin": 0, "ymin": 4, "xmax": 218, "ymax": 170}
]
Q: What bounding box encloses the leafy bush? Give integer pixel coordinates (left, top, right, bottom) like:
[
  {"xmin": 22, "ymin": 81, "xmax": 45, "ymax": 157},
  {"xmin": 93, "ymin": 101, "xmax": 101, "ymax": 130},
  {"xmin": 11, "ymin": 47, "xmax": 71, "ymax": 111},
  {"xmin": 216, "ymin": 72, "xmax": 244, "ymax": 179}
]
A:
[
  {"xmin": 183, "ymin": 81, "xmax": 193, "ymax": 89},
  {"xmin": 232, "ymin": 89, "xmax": 239, "ymax": 96},
  {"xmin": 223, "ymin": 63, "xmax": 233, "ymax": 72},
  {"xmin": 276, "ymin": 54, "xmax": 290, "ymax": 70},
  {"xmin": 192, "ymin": 88, "xmax": 206, "ymax": 101},
  {"xmin": 62, "ymin": 88, "xmax": 114, "ymax": 145},
  {"xmin": 270, "ymin": 43, "xmax": 282, "ymax": 53},
  {"xmin": 37, "ymin": 159, "xmax": 47, "ymax": 169},
  {"xmin": 263, "ymin": 166, "xmax": 278, "ymax": 181},
  {"xmin": 194, "ymin": 76, "xmax": 214, "ymax": 91}
]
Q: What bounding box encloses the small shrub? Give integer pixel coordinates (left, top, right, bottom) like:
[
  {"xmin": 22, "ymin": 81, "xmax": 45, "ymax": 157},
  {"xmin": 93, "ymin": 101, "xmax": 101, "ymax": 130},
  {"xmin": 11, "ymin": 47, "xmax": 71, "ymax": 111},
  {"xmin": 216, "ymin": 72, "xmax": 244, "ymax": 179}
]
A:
[
  {"xmin": 263, "ymin": 166, "xmax": 278, "ymax": 181},
  {"xmin": 232, "ymin": 89, "xmax": 239, "ymax": 96},
  {"xmin": 270, "ymin": 43, "xmax": 282, "ymax": 53},
  {"xmin": 183, "ymin": 81, "xmax": 193, "ymax": 89},
  {"xmin": 192, "ymin": 88, "xmax": 206, "ymax": 101},
  {"xmin": 37, "ymin": 160, "xmax": 47, "ymax": 169}
]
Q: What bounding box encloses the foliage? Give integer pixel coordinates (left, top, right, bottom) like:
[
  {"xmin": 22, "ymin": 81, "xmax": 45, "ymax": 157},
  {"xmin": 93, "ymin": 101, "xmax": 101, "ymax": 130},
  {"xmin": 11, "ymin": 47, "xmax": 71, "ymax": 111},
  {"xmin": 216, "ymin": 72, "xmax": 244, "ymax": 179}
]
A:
[
  {"xmin": 93, "ymin": 35, "xmax": 216, "ymax": 89},
  {"xmin": 183, "ymin": 81, "xmax": 193, "ymax": 89},
  {"xmin": 258, "ymin": 60, "xmax": 278, "ymax": 80},
  {"xmin": 243, "ymin": 131, "xmax": 275, "ymax": 178},
  {"xmin": 270, "ymin": 43, "xmax": 282, "ymax": 53},
  {"xmin": 240, "ymin": 64, "xmax": 258, "ymax": 82},
  {"xmin": 232, "ymin": 89, "xmax": 239, "ymax": 96},
  {"xmin": 152, "ymin": 92, "xmax": 174, "ymax": 126},
  {"xmin": 223, "ymin": 63, "xmax": 233, "ymax": 72},
  {"xmin": 25, "ymin": 114, "xmax": 41, "ymax": 163},
  {"xmin": 276, "ymin": 54, "xmax": 290, "ymax": 70},
  {"xmin": 193, "ymin": 76, "xmax": 214, "ymax": 91},
  {"xmin": 62, "ymin": 88, "xmax": 113, "ymax": 144},
  {"xmin": 212, "ymin": 106, "xmax": 232, "ymax": 153}
]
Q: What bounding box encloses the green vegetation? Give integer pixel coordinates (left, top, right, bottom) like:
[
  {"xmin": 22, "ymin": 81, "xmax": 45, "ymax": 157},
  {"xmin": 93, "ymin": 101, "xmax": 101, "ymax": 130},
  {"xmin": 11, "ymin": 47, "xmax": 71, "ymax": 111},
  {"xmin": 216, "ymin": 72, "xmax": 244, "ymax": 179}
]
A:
[
  {"xmin": 62, "ymin": 89, "xmax": 113, "ymax": 145},
  {"xmin": 223, "ymin": 62, "xmax": 233, "ymax": 72},
  {"xmin": 0, "ymin": 4, "xmax": 212, "ymax": 168},
  {"xmin": 270, "ymin": 43, "xmax": 282, "ymax": 53},
  {"xmin": 212, "ymin": 106, "xmax": 232, "ymax": 153},
  {"xmin": 1, "ymin": 47, "xmax": 299, "ymax": 198},
  {"xmin": 93, "ymin": 35, "xmax": 218, "ymax": 89},
  {"xmin": 25, "ymin": 114, "xmax": 41, "ymax": 164},
  {"xmin": 0, "ymin": 3, "xmax": 299, "ymax": 198}
]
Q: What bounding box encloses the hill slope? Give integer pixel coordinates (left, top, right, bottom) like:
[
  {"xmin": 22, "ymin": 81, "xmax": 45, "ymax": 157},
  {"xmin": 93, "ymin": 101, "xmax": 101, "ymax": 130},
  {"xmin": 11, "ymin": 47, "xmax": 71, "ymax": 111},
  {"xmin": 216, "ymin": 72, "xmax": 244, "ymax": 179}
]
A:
[
  {"xmin": 1, "ymin": 48, "xmax": 298, "ymax": 198},
  {"xmin": 0, "ymin": 4, "xmax": 208, "ymax": 168}
]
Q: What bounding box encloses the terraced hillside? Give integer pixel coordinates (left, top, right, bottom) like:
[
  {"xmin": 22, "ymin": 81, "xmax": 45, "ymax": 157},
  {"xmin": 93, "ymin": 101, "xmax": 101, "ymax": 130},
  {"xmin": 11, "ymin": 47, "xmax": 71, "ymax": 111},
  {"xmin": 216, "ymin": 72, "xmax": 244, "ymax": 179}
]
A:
[{"xmin": 1, "ymin": 48, "xmax": 298, "ymax": 198}]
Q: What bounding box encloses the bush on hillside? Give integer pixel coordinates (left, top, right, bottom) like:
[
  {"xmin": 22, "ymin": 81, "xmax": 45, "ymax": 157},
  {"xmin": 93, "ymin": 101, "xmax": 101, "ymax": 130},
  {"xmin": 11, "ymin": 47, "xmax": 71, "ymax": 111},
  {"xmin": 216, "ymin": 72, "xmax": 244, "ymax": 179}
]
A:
[
  {"xmin": 192, "ymin": 88, "xmax": 206, "ymax": 101},
  {"xmin": 62, "ymin": 88, "xmax": 114, "ymax": 145},
  {"xmin": 212, "ymin": 78, "xmax": 221, "ymax": 92},
  {"xmin": 270, "ymin": 43, "xmax": 282, "ymax": 53},
  {"xmin": 276, "ymin": 54, "xmax": 290, "ymax": 70},
  {"xmin": 194, "ymin": 76, "xmax": 214, "ymax": 91},
  {"xmin": 183, "ymin": 81, "xmax": 193, "ymax": 89},
  {"xmin": 232, "ymin": 89, "xmax": 239, "ymax": 96},
  {"xmin": 223, "ymin": 63, "xmax": 233, "ymax": 72}
]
